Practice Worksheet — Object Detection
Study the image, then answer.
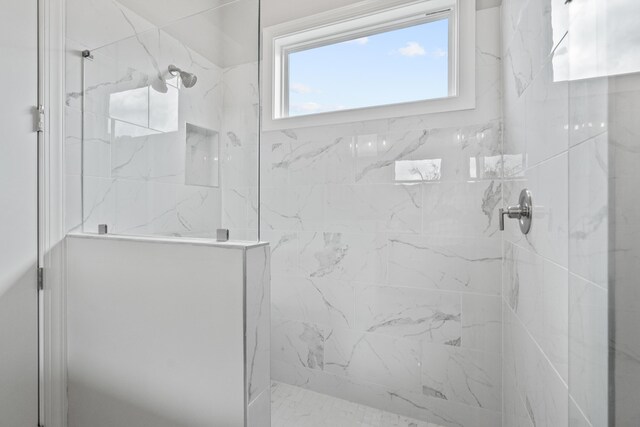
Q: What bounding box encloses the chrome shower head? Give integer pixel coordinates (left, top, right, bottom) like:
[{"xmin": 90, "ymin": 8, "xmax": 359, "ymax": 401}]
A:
[{"xmin": 168, "ymin": 64, "xmax": 198, "ymax": 88}]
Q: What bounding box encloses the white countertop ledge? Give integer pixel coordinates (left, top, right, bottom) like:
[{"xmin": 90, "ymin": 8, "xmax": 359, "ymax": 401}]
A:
[{"xmin": 66, "ymin": 232, "xmax": 269, "ymax": 250}]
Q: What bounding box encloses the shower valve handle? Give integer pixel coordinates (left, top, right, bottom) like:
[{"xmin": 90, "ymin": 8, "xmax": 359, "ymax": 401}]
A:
[
  {"xmin": 499, "ymin": 206, "xmax": 528, "ymax": 230},
  {"xmin": 499, "ymin": 189, "xmax": 533, "ymax": 234}
]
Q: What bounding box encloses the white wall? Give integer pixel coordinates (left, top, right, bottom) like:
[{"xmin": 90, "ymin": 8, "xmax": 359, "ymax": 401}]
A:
[
  {"xmin": 501, "ymin": 0, "xmax": 610, "ymax": 426},
  {"xmin": 262, "ymin": 3, "xmax": 504, "ymax": 425},
  {"xmin": 0, "ymin": 0, "xmax": 39, "ymax": 425},
  {"xmin": 66, "ymin": 235, "xmax": 270, "ymax": 427}
]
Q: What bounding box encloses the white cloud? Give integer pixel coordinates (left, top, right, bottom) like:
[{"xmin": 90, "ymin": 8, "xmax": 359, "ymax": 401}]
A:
[
  {"xmin": 290, "ymin": 82, "xmax": 313, "ymax": 94},
  {"xmin": 346, "ymin": 37, "xmax": 369, "ymax": 45},
  {"xmin": 398, "ymin": 41, "xmax": 426, "ymax": 57},
  {"xmin": 431, "ymin": 48, "xmax": 447, "ymax": 58}
]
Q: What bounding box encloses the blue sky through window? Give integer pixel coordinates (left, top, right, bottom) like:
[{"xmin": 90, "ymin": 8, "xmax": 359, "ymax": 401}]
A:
[{"xmin": 288, "ymin": 18, "xmax": 449, "ymax": 117}]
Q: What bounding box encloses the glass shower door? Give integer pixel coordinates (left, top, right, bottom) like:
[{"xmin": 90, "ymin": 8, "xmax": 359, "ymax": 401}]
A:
[{"xmin": 80, "ymin": 0, "xmax": 259, "ymax": 241}]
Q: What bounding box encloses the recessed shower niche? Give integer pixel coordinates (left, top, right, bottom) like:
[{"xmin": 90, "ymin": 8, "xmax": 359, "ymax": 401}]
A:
[{"xmin": 185, "ymin": 123, "xmax": 219, "ymax": 188}]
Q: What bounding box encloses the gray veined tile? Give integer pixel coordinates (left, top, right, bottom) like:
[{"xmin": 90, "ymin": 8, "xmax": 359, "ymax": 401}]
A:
[
  {"xmin": 422, "ymin": 180, "xmax": 504, "ymax": 238},
  {"xmin": 569, "ymin": 133, "xmax": 608, "ymax": 288},
  {"xmin": 502, "ymin": 241, "xmax": 569, "ymax": 382},
  {"xmin": 524, "ymin": 36, "xmax": 569, "ymax": 167},
  {"xmin": 460, "ymin": 294, "xmax": 501, "ymax": 354},
  {"xmin": 355, "ymin": 285, "xmax": 461, "ymax": 345},
  {"xmin": 298, "ymin": 232, "xmax": 388, "ymax": 285},
  {"xmin": 271, "ymin": 318, "xmax": 326, "ymax": 371},
  {"xmin": 271, "ymin": 382, "xmax": 446, "ymax": 427},
  {"xmin": 325, "ymin": 183, "xmax": 423, "ymax": 234},
  {"xmin": 421, "ymin": 344, "xmax": 501, "ymax": 411},
  {"xmin": 324, "ymin": 328, "xmax": 422, "ymax": 393},
  {"xmin": 271, "ymin": 276, "xmax": 355, "ymax": 329},
  {"xmin": 66, "ymin": 0, "xmax": 155, "ymax": 50},
  {"xmin": 388, "ymin": 235, "xmax": 502, "ymax": 295},
  {"xmin": 260, "ymin": 186, "xmax": 325, "ymax": 232},
  {"xmin": 569, "ymin": 274, "xmax": 608, "ymax": 427},
  {"xmin": 503, "ymin": 304, "xmax": 569, "ymax": 427}
]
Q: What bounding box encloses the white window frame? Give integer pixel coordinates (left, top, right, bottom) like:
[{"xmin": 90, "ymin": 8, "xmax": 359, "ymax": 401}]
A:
[{"xmin": 263, "ymin": 0, "xmax": 476, "ymax": 131}]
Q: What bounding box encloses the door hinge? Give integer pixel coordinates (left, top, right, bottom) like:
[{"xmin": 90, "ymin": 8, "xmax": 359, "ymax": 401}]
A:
[
  {"xmin": 37, "ymin": 267, "xmax": 44, "ymax": 291},
  {"xmin": 36, "ymin": 104, "xmax": 45, "ymax": 133}
]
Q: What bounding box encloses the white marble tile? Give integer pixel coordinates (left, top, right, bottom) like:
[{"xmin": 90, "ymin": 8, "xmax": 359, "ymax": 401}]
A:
[
  {"xmin": 422, "ymin": 180, "xmax": 503, "ymax": 238},
  {"xmin": 568, "ymin": 274, "xmax": 608, "ymax": 427},
  {"xmin": 502, "ymin": 367, "xmax": 534, "ymax": 427},
  {"xmin": 324, "ymin": 328, "xmax": 422, "ymax": 393},
  {"xmin": 83, "ymin": 112, "xmax": 112, "ymax": 179},
  {"xmin": 221, "ymin": 187, "xmax": 250, "ymax": 231},
  {"xmin": 504, "ymin": 0, "xmax": 568, "ymax": 99},
  {"xmin": 82, "ymin": 177, "xmax": 116, "ymax": 233},
  {"xmin": 504, "ymin": 152, "xmax": 569, "ymax": 267},
  {"xmin": 421, "ymin": 344, "xmax": 501, "ymax": 411},
  {"xmin": 568, "ymin": 397, "xmax": 591, "ymax": 427},
  {"xmin": 271, "ymin": 318, "xmax": 326, "ymax": 371},
  {"xmin": 387, "ymin": 235, "xmax": 501, "ymax": 295},
  {"xmin": 260, "ymin": 230, "xmax": 299, "ymax": 276},
  {"xmin": 83, "ymin": 42, "xmax": 151, "ymax": 120},
  {"xmin": 501, "ymin": 0, "xmax": 530, "ymax": 49},
  {"xmin": 263, "ymin": 133, "xmax": 355, "ymax": 187},
  {"xmin": 381, "ymin": 388, "xmax": 502, "ymax": 427},
  {"xmin": 569, "ymin": 133, "xmax": 608, "ymax": 288},
  {"xmin": 503, "ymin": 303, "xmax": 569, "ymax": 427},
  {"xmin": 355, "ymin": 122, "xmax": 503, "ymax": 185},
  {"xmin": 271, "ymin": 276, "xmax": 355, "ymax": 329},
  {"xmin": 246, "ymin": 246, "xmax": 271, "ymax": 405},
  {"xmin": 460, "ymin": 294, "xmax": 501, "ymax": 354},
  {"xmin": 271, "ymin": 365, "xmax": 500, "ymax": 427},
  {"xmin": 297, "ymin": 232, "xmax": 388, "ymax": 285},
  {"xmin": 355, "ymin": 286, "xmax": 461, "ymax": 345},
  {"xmin": 260, "ymin": 186, "xmax": 325, "ymax": 231},
  {"xmin": 111, "ymin": 126, "xmax": 183, "ymax": 183},
  {"xmin": 248, "ymin": 388, "xmax": 271, "ymax": 427},
  {"xmin": 526, "ymin": 0, "xmax": 568, "ymax": 66},
  {"xmin": 114, "ymin": 181, "xmax": 221, "ymax": 236},
  {"xmin": 503, "ymin": 241, "xmax": 569, "ymax": 381},
  {"xmin": 65, "ymin": 174, "xmax": 82, "ymax": 233},
  {"xmin": 66, "ymin": 0, "xmax": 155, "ymax": 50},
  {"xmin": 65, "ymin": 107, "xmax": 82, "ymax": 176},
  {"xmin": 271, "ymin": 382, "xmax": 444, "ymax": 427},
  {"xmin": 502, "ymin": 69, "xmax": 527, "ymax": 177},
  {"xmin": 325, "ymin": 184, "xmax": 422, "ymax": 234},
  {"xmin": 525, "ymin": 37, "xmax": 569, "ymax": 167},
  {"xmin": 569, "ymin": 77, "xmax": 609, "ymax": 147},
  {"xmin": 65, "ymin": 38, "xmax": 87, "ymax": 110}
]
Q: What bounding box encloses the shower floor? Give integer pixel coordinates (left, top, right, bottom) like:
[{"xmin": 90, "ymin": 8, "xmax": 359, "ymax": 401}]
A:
[{"xmin": 271, "ymin": 382, "xmax": 445, "ymax": 427}]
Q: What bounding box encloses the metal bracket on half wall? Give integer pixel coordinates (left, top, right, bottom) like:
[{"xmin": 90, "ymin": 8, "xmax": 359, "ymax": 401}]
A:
[{"xmin": 216, "ymin": 229, "xmax": 229, "ymax": 242}]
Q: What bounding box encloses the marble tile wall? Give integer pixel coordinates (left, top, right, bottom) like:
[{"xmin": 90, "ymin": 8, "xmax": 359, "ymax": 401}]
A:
[
  {"xmin": 501, "ymin": 0, "xmax": 609, "ymax": 426},
  {"xmin": 246, "ymin": 245, "xmax": 272, "ymax": 426},
  {"xmin": 264, "ymin": 7, "xmax": 503, "ymax": 426},
  {"xmin": 609, "ymin": 69, "xmax": 640, "ymax": 426},
  {"xmin": 64, "ymin": 0, "xmax": 259, "ymax": 240}
]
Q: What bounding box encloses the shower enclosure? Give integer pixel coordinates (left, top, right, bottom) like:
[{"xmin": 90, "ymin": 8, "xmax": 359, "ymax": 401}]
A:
[
  {"xmin": 23, "ymin": 0, "xmax": 638, "ymax": 426},
  {"xmin": 74, "ymin": 0, "xmax": 259, "ymax": 240},
  {"xmin": 63, "ymin": 1, "xmax": 268, "ymax": 426}
]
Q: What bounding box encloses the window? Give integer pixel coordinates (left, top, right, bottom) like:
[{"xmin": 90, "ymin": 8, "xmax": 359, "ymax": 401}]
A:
[{"xmin": 263, "ymin": 0, "xmax": 476, "ymax": 130}]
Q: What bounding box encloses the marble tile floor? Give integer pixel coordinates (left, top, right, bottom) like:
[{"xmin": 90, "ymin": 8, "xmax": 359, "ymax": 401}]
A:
[{"xmin": 271, "ymin": 382, "xmax": 445, "ymax": 427}]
